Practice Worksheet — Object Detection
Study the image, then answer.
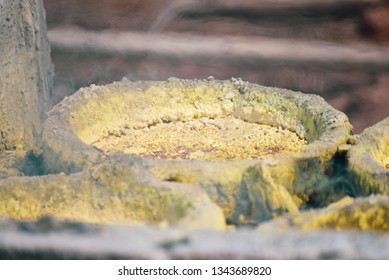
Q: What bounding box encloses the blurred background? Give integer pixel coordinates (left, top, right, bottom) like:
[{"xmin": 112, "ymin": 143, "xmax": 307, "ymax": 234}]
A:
[{"xmin": 43, "ymin": 0, "xmax": 389, "ymax": 133}]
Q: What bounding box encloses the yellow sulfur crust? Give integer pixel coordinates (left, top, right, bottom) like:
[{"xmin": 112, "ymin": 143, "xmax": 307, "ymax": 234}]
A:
[{"xmin": 93, "ymin": 116, "xmax": 307, "ymax": 161}]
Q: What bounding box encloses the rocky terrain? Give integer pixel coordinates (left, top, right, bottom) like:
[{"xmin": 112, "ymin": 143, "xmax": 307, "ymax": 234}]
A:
[{"xmin": 0, "ymin": 0, "xmax": 387, "ymax": 259}]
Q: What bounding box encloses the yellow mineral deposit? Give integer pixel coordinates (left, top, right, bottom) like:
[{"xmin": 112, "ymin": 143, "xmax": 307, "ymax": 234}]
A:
[
  {"xmin": 258, "ymin": 195, "xmax": 389, "ymax": 232},
  {"xmin": 371, "ymin": 138, "xmax": 389, "ymax": 169},
  {"xmin": 92, "ymin": 115, "xmax": 307, "ymax": 161},
  {"xmin": 38, "ymin": 78, "xmax": 353, "ymax": 227},
  {"xmin": 348, "ymin": 116, "xmax": 389, "ymax": 195}
]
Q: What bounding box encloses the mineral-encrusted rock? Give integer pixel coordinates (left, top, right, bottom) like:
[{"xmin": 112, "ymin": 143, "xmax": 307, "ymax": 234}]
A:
[
  {"xmin": 0, "ymin": 0, "xmax": 53, "ymax": 152},
  {"xmin": 0, "ymin": 154, "xmax": 225, "ymax": 229},
  {"xmin": 257, "ymin": 195, "xmax": 389, "ymax": 232},
  {"xmin": 0, "ymin": 151, "xmax": 23, "ymax": 178},
  {"xmin": 234, "ymin": 164, "xmax": 299, "ymax": 224},
  {"xmin": 42, "ymin": 78, "xmax": 352, "ymax": 223},
  {"xmin": 348, "ymin": 117, "xmax": 389, "ymax": 195}
]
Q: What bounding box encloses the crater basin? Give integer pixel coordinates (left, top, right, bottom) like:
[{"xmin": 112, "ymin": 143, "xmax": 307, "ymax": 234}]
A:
[{"xmin": 42, "ymin": 78, "xmax": 353, "ymax": 225}]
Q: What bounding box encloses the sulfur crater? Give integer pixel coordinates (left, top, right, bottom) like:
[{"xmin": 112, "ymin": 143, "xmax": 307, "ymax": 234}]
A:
[
  {"xmin": 42, "ymin": 78, "xmax": 353, "ymax": 225},
  {"xmin": 92, "ymin": 115, "xmax": 307, "ymax": 161}
]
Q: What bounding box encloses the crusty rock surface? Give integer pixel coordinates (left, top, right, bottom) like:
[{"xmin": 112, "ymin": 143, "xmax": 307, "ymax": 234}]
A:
[
  {"xmin": 42, "ymin": 78, "xmax": 353, "ymax": 223},
  {"xmin": 0, "ymin": 154, "xmax": 225, "ymax": 230},
  {"xmin": 348, "ymin": 116, "xmax": 389, "ymax": 195},
  {"xmin": 257, "ymin": 195, "xmax": 389, "ymax": 232},
  {"xmin": 0, "ymin": 0, "xmax": 53, "ymax": 152},
  {"xmin": 0, "ymin": 217, "xmax": 389, "ymax": 259}
]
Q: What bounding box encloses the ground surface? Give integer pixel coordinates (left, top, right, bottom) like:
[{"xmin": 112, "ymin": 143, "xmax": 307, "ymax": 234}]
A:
[{"xmin": 92, "ymin": 116, "xmax": 306, "ymax": 161}]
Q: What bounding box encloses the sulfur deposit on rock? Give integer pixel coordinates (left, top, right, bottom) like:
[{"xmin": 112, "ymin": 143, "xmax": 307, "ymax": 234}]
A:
[
  {"xmin": 42, "ymin": 78, "xmax": 352, "ymax": 223},
  {"xmin": 0, "ymin": 151, "xmax": 23, "ymax": 178},
  {"xmin": 257, "ymin": 195, "xmax": 389, "ymax": 232},
  {"xmin": 1, "ymin": 0, "xmax": 388, "ymax": 260},
  {"xmin": 348, "ymin": 117, "xmax": 389, "ymax": 195},
  {"xmin": 0, "ymin": 154, "xmax": 225, "ymax": 230},
  {"xmin": 0, "ymin": 0, "xmax": 53, "ymax": 152},
  {"xmin": 235, "ymin": 164, "xmax": 299, "ymax": 225},
  {"xmin": 94, "ymin": 115, "xmax": 307, "ymax": 161}
]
